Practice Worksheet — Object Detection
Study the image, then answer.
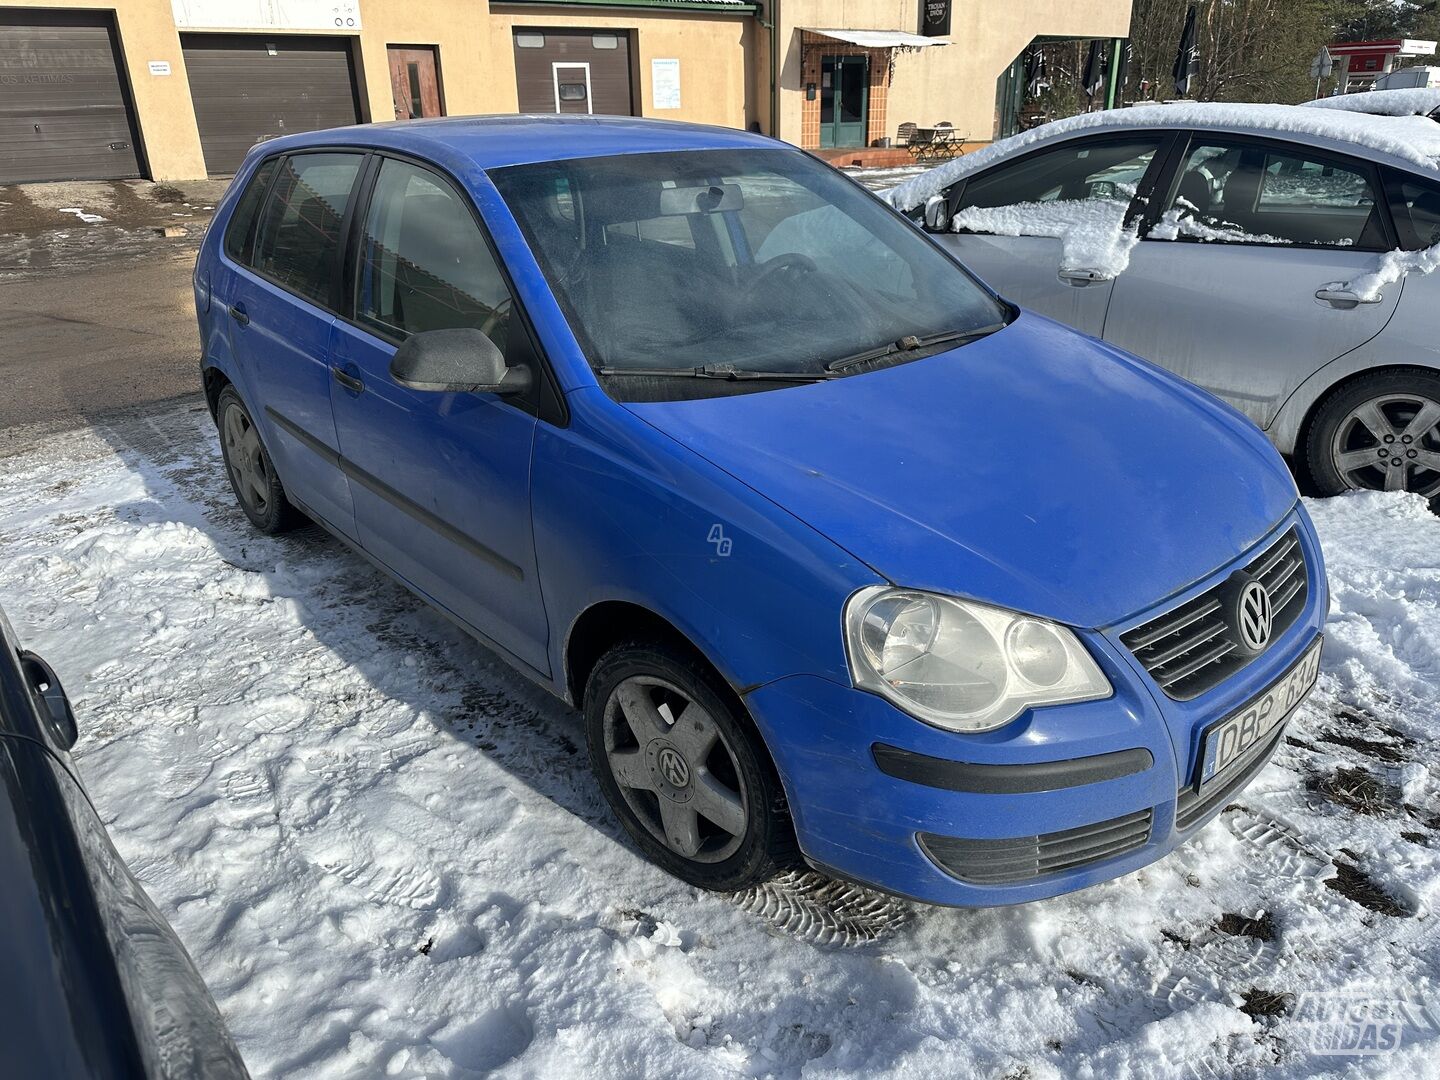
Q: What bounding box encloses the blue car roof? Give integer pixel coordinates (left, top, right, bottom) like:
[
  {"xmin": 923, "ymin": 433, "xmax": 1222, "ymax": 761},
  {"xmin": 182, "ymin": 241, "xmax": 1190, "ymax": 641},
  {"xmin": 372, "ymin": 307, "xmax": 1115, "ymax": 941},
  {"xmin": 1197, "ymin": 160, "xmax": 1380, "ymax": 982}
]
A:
[{"xmin": 245, "ymin": 114, "xmax": 787, "ymax": 173}]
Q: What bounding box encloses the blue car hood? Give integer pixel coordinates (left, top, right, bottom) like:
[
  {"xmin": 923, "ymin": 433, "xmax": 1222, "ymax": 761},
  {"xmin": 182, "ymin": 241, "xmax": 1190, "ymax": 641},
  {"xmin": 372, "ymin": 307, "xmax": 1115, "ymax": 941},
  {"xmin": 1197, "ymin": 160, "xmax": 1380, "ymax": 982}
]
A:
[{"xmin": 625, "ymin": 315, "xmax": 1297, "ymax": 629}]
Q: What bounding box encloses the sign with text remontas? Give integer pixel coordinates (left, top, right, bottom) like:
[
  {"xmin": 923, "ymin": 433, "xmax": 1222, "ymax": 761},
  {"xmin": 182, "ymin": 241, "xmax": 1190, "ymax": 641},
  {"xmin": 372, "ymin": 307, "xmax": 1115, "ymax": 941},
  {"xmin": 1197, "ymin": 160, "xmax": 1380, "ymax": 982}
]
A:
[{"xmin": 921, "ymin": 0, "xmax": 950, "ymax": 38}]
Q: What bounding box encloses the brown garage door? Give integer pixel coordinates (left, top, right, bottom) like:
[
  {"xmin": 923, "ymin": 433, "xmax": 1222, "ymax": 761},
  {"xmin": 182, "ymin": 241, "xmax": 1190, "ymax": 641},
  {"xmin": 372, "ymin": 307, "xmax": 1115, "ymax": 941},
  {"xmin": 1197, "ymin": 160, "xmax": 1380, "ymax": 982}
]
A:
[
  {"xmin": 0, "ymin": 10, "xmax": 142, "ymax": 183},
  {"xmin": 513, "ymin": 29, "xmax": 634, "ymax": 116},
  {"xmin": 181, "ymin": 34, "xmax": 360, "ymax": 176}
]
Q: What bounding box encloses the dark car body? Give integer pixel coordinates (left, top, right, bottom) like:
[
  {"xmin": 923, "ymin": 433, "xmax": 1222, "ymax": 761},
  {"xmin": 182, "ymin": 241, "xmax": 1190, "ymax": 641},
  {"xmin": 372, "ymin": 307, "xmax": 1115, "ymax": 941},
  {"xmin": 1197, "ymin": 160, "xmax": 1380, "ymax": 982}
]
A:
[{"xmin": 0, "ymin": 608, "xmax": 248, "ymax": 1079}]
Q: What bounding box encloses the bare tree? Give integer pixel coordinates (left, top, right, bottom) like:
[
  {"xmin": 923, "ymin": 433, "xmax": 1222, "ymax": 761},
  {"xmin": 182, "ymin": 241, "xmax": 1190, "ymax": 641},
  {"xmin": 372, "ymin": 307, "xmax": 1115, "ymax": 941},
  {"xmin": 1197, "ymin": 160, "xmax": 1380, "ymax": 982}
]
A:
[{"xmin": 1124, "ymin": 0, "xmax": 1336, "ymax": 104}]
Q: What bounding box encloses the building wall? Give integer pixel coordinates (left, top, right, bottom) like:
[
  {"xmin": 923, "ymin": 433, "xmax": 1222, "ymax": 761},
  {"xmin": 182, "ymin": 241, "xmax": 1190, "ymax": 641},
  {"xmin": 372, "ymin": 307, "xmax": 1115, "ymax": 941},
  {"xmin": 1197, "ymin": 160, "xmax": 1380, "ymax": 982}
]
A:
[
  {"xmin": 486, "ymin": 6, "xmax": 756, "ymax": 130},
  {"xmin": 1, "ymin": 0, "xmax": 753, "ymax": 180},
  {"xmin": 769, "ymin": 0, "xmax": 1132, "ymax": 147},
  {"xmin": 888, "ymin": 0, "xmax": 1131, "ymax": 142},
  {"xmin": 3, "ymin": 0, "xmax": 1129, "ymax": 178}
]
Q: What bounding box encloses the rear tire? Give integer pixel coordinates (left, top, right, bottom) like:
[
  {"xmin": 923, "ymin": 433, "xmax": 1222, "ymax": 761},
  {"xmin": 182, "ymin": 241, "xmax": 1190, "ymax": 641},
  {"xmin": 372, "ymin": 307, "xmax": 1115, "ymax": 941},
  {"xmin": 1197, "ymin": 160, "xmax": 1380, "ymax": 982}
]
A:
[
  {"xmin": 1305, "ymin": 369, "xmax": 1440, "ymax": 503},
  {"xmin": 584, "ymin": 640, "xmax": 798, "ymax": 891},
  {"xmin": 216, "ymin": 387, "xmax": 301, "ymax": 534}
]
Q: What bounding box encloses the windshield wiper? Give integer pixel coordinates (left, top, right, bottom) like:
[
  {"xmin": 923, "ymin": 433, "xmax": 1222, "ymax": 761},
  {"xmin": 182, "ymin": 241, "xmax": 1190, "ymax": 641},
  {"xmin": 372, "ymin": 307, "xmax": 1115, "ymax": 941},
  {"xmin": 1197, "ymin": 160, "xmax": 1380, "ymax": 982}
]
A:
[
  {"xmin": 824, "ymin": 322, "xmax": 1010, "ymax": 374},
  {"xmin": 597, "ymin": 363, "xmax": 837, "ymax": 382}
]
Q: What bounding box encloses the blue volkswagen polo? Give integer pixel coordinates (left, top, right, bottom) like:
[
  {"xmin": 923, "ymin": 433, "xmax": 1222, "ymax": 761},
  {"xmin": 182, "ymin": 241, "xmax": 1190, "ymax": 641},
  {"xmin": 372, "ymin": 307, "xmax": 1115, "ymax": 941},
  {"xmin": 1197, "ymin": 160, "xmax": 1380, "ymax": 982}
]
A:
[{"xmin": 193, "ymin": 115, "xmax": 1326, "ymax": 907}]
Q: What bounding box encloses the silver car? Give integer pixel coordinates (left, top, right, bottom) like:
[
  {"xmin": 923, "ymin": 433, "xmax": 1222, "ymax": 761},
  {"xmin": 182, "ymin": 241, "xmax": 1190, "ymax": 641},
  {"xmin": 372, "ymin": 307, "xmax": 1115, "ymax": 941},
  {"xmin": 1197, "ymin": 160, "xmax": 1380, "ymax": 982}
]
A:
[{"xmin": 888, "ymin": 102, "xmax": 1440, "ymax": 500}]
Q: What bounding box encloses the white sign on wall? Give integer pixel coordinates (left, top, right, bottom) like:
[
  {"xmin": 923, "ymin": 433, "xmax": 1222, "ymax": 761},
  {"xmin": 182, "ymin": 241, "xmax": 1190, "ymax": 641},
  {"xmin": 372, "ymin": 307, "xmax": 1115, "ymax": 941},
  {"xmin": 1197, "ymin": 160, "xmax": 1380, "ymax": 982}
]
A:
[
  {"xmin": 171, "ymin": 0, "xmax": 361, "ymax": 31},
  {"xmin": 651, "ymin": 58, "xmax": 681, "ymax": 110},
  {"xmin": 148, "ymin": 60, "xmax": 172, "ymax": 76}
]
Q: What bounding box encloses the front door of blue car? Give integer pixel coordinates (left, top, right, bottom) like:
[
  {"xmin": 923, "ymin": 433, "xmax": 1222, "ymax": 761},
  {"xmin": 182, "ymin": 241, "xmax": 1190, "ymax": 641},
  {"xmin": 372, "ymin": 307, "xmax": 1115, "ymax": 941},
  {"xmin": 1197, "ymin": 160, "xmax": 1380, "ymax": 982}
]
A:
[{"xmin": 328, "ymin": 155, "xmax": 550, "ymax": 673}]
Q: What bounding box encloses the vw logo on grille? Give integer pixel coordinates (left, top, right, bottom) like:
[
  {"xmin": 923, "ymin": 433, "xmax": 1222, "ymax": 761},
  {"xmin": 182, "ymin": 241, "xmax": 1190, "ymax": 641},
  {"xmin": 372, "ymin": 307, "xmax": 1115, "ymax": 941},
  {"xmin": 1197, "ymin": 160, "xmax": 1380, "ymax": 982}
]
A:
[
  {"xmin": 657, "ymin": 747, "xmax": 691, "ymax": 789},
  {"xmin": 1236, "ymin": 579, "xmax": 1274, "ymax": 653}
]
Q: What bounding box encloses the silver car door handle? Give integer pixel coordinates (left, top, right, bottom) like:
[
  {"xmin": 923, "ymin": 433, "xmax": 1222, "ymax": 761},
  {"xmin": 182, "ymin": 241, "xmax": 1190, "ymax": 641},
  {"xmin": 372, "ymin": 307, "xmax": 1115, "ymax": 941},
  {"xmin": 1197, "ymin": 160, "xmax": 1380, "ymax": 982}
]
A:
[
  {"xmin": 1058, "ymin": 268, "xmax": 1112, "ymax": 287},
  {"xmin": 1315, "ymin": 287, "xmax": 1382, "ymax": 308}
]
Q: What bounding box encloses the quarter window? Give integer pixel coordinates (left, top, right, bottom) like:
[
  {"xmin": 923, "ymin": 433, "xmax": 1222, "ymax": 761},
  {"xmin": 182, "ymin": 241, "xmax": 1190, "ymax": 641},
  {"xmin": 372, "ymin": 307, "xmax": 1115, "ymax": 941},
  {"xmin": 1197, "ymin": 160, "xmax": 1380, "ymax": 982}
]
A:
[
  {"xmin": 251, "ymin": 153, "xmax": 362, "ymax": 307},
  {"xmin": 1153, "ymin": 140, "xmax": 1384, "ymax": 249},
  {"xmin": 1389, "ymin": 174, "xmax": 1440, "ymax": 250},
  {"xmin": 354, "ymin": 158, "xmax": 514, "ymax": 348},
  {"xmin": 224, "ymin": 157, "xmax": 277, "ymax": 264}
]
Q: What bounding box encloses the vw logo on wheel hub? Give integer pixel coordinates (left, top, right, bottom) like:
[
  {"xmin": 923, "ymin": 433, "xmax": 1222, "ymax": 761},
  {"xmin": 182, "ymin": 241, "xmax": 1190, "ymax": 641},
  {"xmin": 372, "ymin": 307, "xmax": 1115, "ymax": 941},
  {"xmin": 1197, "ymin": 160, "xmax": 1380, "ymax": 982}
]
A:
[
  {"xmin": 657, "ymin": 746, "xmax": 691, "ymax": 789},
  {"xmin": 1236, "ymin": 579, "xmax": 1273, "ymax": 653}
]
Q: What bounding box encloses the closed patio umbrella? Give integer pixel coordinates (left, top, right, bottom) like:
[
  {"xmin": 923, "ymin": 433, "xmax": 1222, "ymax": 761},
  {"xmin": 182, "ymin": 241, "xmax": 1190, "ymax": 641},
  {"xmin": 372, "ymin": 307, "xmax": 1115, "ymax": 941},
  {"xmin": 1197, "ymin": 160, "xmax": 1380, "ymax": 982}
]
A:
[
  {"xmin": 1024, "ymin": 44, "xmax": 1047, "ymax": 98},
  {"xmin": 1173, "ymin": 4, "xmax": 1199, "ymax": 98},
  {"xmin": 1081, "ymin": 39, "xmax": 1106, "ymax": 106}
]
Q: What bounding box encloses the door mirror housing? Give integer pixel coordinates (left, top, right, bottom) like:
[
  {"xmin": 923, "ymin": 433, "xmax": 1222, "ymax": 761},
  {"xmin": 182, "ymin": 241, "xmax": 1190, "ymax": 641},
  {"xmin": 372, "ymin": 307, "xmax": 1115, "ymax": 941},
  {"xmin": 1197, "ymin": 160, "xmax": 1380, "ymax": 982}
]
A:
[
  {"xmin": 18, "ymin": 650, "xmax": 78, "ymax": 751},
  {"xmin": 389, "ymin": 328, "xmax": 532, "ymax": 396},
  {"xmin": 923, "ymin": 194, "xmax": 951, "ymax": 233}
]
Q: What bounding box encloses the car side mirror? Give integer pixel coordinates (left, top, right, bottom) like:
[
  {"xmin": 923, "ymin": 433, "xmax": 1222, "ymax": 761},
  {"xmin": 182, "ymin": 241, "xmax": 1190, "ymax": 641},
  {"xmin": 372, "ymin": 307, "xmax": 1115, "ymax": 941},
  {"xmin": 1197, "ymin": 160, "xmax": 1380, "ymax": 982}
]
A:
[
  {"xmin": 389, "ymin": 328, "xmax": 532, "ymax": 396},
  {"xmin": 18, "ymin": 650, "xmax": 78, "ymax": 751},
  {"xmin": 923, "ymin": 194, "xmax": 951, "ymax": 233}
]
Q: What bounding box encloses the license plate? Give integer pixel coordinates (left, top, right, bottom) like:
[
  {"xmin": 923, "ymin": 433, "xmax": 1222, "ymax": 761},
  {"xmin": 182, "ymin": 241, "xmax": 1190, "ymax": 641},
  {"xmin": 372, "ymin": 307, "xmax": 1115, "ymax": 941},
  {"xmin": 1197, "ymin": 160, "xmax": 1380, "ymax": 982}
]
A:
[{"xmin": 1197, "ymin": 636, "xmax": 1323, "ymax": 787}]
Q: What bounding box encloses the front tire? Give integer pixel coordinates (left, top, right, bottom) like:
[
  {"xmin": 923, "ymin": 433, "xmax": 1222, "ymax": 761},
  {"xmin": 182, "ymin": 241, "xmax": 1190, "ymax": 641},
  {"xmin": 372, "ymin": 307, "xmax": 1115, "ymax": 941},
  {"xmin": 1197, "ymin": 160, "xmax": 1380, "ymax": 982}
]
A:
[
  {"xmin": 1306, "ymin": 370, "xmax": 1440, "ymax": 501},
  {"xmin": 584, "ymin": 640, "xmax": 797, "ymax": 891},
  {"xmin": 216, "ymin": 387, "xmax": 300, "ymax": 534}
]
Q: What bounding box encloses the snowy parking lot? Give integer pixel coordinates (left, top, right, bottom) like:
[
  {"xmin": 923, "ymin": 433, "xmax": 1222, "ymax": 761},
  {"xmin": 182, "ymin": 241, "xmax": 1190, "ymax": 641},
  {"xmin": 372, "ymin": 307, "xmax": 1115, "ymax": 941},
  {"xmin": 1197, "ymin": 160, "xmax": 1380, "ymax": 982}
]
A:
[{"xmin": 2, "ymin": 402, "xmax": 1439, "ymax": 1078}]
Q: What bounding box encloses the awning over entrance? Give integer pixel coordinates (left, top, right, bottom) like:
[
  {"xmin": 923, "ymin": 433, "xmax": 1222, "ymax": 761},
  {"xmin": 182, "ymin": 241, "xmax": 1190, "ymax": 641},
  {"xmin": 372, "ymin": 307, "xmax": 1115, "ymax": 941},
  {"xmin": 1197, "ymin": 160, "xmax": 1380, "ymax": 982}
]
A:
[{"xmin": 801, "ymin": 28, "xmax": 948, "ymax": 49}]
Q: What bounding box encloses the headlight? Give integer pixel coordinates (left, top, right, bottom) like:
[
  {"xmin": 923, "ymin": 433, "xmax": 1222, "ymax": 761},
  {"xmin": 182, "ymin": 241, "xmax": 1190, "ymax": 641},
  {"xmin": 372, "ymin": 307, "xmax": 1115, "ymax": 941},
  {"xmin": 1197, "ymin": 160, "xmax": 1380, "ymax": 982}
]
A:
[{"xmin": 843, "ymin": 587, "xmax": 1111, "ymax": 733}]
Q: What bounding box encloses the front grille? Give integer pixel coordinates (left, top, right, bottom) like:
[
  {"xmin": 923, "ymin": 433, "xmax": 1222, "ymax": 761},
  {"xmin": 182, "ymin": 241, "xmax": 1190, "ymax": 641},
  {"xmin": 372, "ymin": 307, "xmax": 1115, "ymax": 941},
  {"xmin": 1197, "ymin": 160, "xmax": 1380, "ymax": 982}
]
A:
[
  {"xmin": 1176, "ymin": 724, "xmax": 1287, "ymax": 831},
  {"xmin": 919, "ymin": 809, "xmax": 1153, "ymax": 886},
  {"xmin": 1121, "ymin": 528, "xmax": 1308, "ymax": 701}
]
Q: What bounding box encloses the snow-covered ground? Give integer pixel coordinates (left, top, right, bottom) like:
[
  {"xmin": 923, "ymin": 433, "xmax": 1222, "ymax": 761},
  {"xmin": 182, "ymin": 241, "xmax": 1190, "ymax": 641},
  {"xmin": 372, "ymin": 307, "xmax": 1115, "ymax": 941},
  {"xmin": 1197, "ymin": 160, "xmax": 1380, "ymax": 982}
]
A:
[{"xmin": 2, "ymin": 404, "xmax": 1440, "ymax": 1078}]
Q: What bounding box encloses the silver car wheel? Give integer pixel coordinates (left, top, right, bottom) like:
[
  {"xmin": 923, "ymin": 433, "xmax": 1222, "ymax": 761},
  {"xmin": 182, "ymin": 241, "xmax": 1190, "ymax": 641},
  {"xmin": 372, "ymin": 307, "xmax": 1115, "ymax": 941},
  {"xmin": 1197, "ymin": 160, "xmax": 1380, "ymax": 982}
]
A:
[
  {"xmin": 602, "ymin": 674, "xmax": 749, "ymax": 863},
  {"xmin": 222, "ymin": 402, "xmax": 272, "ymax": 515},
  {"xmin": 1330, "ymin": 393, "xmax": 1440, "ymax": 498}
]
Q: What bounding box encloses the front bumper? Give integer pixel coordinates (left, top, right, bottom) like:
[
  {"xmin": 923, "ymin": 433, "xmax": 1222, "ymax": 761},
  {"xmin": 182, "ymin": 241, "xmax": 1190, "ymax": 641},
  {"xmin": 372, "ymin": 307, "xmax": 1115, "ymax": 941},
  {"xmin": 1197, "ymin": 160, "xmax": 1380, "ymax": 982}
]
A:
[{"xmin": 744, "ymin": 507, "xmax": 1328, "ymax": 908}]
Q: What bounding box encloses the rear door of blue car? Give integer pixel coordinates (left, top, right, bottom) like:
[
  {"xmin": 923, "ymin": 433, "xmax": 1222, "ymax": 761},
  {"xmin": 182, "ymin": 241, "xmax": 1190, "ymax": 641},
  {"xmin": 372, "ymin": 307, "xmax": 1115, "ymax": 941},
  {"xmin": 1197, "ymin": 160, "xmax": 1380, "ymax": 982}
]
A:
[
  {"xmin": 326, "ymin": 153, "xmax": 552, "ymax": 675},
  {"xmin": 217, "ymin": 150, "xmax": 366, "ymax": 540}
]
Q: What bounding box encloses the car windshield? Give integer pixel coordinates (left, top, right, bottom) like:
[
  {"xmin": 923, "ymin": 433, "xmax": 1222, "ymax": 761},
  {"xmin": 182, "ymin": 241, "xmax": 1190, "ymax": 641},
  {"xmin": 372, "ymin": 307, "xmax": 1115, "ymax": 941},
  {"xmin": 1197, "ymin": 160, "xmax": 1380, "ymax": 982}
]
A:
[{"xmin": 488, "ymin": 148, "xmax": 1007, "ymax": 384}]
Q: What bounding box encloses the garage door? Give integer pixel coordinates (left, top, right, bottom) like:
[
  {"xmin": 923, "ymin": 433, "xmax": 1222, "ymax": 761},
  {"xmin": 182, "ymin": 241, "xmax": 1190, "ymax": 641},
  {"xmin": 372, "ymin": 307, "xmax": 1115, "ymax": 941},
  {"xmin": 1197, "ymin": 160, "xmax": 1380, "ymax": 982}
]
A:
[
  {"xmin": 513, "ymin": 29, "xmax": 635, "ymax": 116},
  {"xmin": 181, "ymin": 34, "xmax": 360, "ymax": 176},
  {"xmin": 0, "ymin": 11, "xmax": 142, "ymax": 184}
]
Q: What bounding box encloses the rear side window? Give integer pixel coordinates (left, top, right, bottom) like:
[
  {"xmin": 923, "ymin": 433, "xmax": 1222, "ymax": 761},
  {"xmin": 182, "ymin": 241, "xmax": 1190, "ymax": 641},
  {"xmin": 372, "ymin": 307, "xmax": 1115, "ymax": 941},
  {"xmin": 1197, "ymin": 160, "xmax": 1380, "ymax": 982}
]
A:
[
  {"xmin": 223, "ymin": 158, "xmax": 276, "ymax": 263},
  {"xmin": 353, "ymin": 157, "xmax": 514, "ymax": 348},
  {"xmin": 1154, "ymin": 139, "xmax": 1385, "ymax": 249},
  {"xmin": 251, "ymin": 153, "xmax": 363, "ymax": 308}
]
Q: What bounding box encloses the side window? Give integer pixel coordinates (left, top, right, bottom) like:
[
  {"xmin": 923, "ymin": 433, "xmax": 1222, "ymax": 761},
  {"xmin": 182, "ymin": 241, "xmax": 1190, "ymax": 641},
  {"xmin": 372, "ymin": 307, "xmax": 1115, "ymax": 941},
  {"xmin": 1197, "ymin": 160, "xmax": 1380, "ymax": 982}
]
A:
[
  {"xmin": 959, "ymin": 137, "xmax": 1161, "ymax": 210},
  {"xmin": 1153, "ymin": 139, "xmax": 1384, "ymax": 249},
  {"xmin": 223, "ymin": 158, "xmax": 277, "ymax": 264},
  {"xmin": 354, "ymin": 158, "xmax": 514, "ymax": 350},
  {"xmin": 1388, "ymin": 173, "xmax": 1440, "ymax": 250},
  {"xmin": 251, "ymin": 153, "xmax": 363, "ymax": 307}
]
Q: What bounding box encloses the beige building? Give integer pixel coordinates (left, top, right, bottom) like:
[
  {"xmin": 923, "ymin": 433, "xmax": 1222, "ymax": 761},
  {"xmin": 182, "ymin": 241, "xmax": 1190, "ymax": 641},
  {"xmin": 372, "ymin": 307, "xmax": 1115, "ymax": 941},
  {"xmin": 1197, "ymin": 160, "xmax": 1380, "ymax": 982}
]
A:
[{"xmin": 0, "ymin": 0, "xmax": 1129, "ymax": 183}]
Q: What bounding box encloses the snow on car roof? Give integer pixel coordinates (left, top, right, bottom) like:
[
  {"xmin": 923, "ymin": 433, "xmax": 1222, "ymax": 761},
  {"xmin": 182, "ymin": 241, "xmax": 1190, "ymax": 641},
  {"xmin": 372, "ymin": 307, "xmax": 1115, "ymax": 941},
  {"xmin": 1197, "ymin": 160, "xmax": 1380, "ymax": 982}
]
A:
[
  {"xmin": 885, "ymin": 101, "xmax": 1440, "ymax": 212},
  {"xmin": 1303, "ymin": 87, "xmax": 1440, "ymax": 117}
]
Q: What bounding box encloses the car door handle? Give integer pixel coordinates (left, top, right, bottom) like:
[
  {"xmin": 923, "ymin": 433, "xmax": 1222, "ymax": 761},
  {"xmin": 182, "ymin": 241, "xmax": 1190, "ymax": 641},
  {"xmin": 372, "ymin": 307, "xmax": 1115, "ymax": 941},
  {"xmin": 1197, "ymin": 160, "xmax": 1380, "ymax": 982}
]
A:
[
  {"xmin": 1315, "ymin": 286, "xmax": 1382, "ymax": 309},
  {"xmin": 228, "ymin": 302, "xmax": 250, "ymax": 325},
  {"xmin": 331, "ymin": 365, "xmax": 365, "ymax": 393},
  {"xmin": 1058, "ymin": 268, "xmax": 1112, "ymax": 287}
]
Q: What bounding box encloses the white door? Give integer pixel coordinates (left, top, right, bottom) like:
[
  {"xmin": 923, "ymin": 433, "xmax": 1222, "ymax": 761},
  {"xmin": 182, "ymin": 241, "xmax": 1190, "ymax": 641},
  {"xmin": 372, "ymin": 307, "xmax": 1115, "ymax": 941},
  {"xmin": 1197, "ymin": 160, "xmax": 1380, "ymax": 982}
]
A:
[{"xmin": 552, "ymin": 62, "xmax": 593, "ymax": 115}]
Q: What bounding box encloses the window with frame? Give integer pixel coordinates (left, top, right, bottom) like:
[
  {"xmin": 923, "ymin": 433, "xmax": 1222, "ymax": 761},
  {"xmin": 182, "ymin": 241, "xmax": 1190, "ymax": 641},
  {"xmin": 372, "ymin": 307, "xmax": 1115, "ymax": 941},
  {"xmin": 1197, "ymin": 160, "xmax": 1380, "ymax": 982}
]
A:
[
  {"xmin": 354, "ymin": 157, "xmax": 514, "ymax": 350},
  {"xmin": 224, "ymin": 157, "xmax": 277, "ymax": 264},
  {"xmin": 958, "ymin": 137, "xmax": 1161, "ymax": 211},
  {"xmin": 1389, "ymin": 173, "xmax": 1440, "ymax": 249},
  {"xmin": 251, "ymin": 153, "xmax": 362, "ymax": 306},
  {"xmin": 1154, "ymin": 139, "xmax": 1384, "ymax": 249}
]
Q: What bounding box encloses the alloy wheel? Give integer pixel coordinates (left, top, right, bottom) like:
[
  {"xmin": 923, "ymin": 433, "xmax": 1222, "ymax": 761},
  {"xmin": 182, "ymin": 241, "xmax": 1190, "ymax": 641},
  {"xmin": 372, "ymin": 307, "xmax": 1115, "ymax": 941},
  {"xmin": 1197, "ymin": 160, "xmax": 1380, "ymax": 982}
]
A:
[
  {"xmin": 602, "ymin": 674, "xmax": 749, "ymax": 863},
  {"xmin": 222, "ymin": 403, "xmax": 272, "ymax": 516},
  {"xmin": 1330, "ymin": 393, "xmax": 1440, "ymax": 498}
]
